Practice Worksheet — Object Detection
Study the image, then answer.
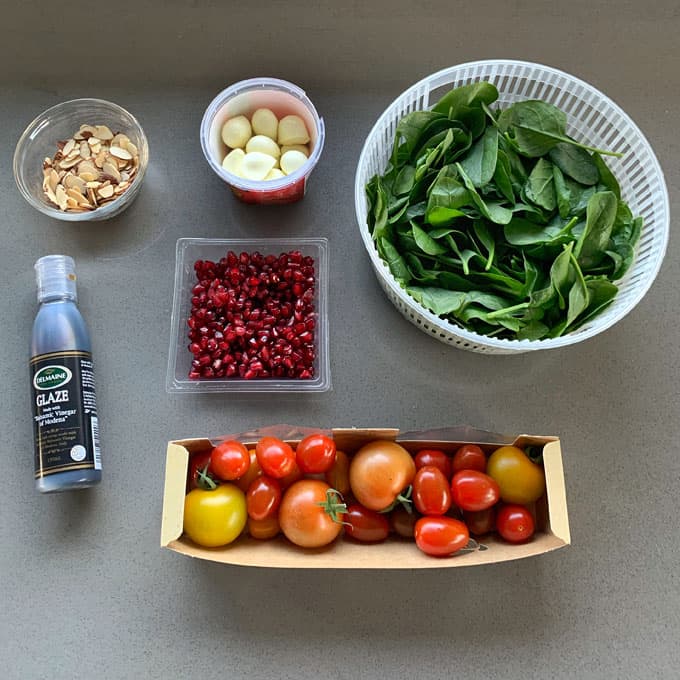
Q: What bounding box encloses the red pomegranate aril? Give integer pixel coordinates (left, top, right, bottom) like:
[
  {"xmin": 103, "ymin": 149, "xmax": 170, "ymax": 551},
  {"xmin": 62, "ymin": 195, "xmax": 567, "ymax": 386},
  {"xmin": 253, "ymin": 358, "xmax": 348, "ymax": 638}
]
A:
[
  {"xmin": 299, "ymin": 369, "xmax": 313, "ymax": 379},
  {"xmin": 189, "ymin": 370, "xmax": 201, "ymax": 379},
  {"xmin": 190, "ymin": 342, "xmax": 201, "ymax": 355}
]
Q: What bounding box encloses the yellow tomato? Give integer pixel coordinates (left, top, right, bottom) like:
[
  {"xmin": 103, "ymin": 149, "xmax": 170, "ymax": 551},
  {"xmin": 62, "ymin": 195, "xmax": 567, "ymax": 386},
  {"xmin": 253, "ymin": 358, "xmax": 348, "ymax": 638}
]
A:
[
  {"xmin": 487, "ymin": 446, "xmax": 546, "ymax": 504},
  {"xmin": 183, "ymin": 484, "xmax": 247, "ymax": 548}
]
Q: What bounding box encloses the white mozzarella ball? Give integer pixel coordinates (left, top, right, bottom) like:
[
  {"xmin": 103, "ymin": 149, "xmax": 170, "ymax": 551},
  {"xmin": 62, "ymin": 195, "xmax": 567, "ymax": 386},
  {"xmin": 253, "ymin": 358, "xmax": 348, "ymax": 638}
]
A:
[{"xmin": 221, "ymin": 115, "xmax": 252, "ymax": 149}]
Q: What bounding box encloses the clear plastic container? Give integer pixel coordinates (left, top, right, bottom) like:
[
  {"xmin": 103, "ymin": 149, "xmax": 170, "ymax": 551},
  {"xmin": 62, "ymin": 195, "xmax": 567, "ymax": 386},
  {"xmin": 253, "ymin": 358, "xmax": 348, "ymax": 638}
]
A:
[
  {"xmin": 200, "ymin": 78, "xmax": 325, "ymax": 204},
  {"xmin": 167, "ymin": 238, "xmax": 330, "ymax": 393},
  {"xmin": 14, "ymin": 98, "xmax": 149, "ymax": 222}
]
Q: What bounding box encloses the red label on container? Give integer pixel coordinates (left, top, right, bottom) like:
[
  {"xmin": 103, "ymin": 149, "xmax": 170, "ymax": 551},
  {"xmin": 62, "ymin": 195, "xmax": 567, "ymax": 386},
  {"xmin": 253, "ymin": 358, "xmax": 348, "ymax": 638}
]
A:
[{"xmin": 230, "ymin": 176, "xmax": 307, "ymax": 205}]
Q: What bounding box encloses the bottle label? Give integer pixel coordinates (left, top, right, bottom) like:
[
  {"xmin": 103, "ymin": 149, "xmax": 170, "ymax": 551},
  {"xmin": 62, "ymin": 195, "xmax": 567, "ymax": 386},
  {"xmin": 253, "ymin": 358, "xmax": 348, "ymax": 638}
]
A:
[{"xmin": 30, "ymin": 350, "xmax": 101, "ymax": 478}]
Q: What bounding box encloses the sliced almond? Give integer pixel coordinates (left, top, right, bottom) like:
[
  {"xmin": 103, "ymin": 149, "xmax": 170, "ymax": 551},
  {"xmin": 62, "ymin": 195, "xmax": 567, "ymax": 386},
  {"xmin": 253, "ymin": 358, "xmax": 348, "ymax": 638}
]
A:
[
  {"xmin": 66, "ymin": 197, "xmax": 79, "ymax": 209},
  {"xmin": 87, "ymin": 187, "xmax": 98, "ymax": 207},
  {"xmin": 97, "ymin": 184, "xmax": 115, "ymax": 199},
  {"xmin": 55, "ymin": 184, "xmax": 68, "ymax": 211},
  {"xmin": 109, "ymin": 145, "xmax": 132, "ymax": 160},
  {"xmin": 67, "ymin": 187, "xmax": 85, "ymax": 201},
  {"xmin": 48, "ymin": 169, "xmax": 60, "ymax": 193},
  {"xmin": 95, "ymin": 125, "xmax": 114, "ymax": 140},
  {"xmin": 87, "ymin": 137, "xmax": 101, "ymax": 146},
  {"xmin": 94, "ymin": 150, "xmax": 107, "ymax": 168},
  {"xmin": 79, "ymin": 141, "xmax": 91, "ymax": 159},
  {"xmin": 79, "ymin": 171, "xmax": 99, "ymax": 182},
  {"xmin": 62, "ymin": 139, "xmax": 76, "ymax": 156},
  {"xmin": 45, "ymin": 185, "xmax": 58, "ymax": 204},
  {"xmin": 77, "ymin": 160, "xmax": 97, "ymax": 174},
  {"xmin": 102, "ymin": 161, "xmax": 121, "ymax": 182},
  {"xmin": 86, "ymin": 181, "xmax": 102, "ymax": 188},
  {"xmin": 59, "ymin": 156, "xmax": 81, "ymax": 170}
]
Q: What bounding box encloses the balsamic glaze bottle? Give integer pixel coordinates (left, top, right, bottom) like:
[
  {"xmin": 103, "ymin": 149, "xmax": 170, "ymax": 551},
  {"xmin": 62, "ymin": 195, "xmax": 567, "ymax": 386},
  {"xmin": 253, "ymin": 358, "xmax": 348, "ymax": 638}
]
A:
[{"xmin": 30, "ymin": 255, "xmax": 102, "ymax": 492}]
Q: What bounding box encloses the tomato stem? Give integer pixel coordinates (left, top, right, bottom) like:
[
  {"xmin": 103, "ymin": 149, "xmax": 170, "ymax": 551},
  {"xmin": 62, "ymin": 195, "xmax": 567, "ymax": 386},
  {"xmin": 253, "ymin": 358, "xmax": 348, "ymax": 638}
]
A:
[
  {"xmin": 379, "ymin": 485, "xmax": 413, "ymax": 514},
  {"xmin": 316, "ymin": 488, "xmax": 349, "ymax": 525},
  {"xmin": 196, "ymin": 464, "xmax": 218, "ymax": 490}
]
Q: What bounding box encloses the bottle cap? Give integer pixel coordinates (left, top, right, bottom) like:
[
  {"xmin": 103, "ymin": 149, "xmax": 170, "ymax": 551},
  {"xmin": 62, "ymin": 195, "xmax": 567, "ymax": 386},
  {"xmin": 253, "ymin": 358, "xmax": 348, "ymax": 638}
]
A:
[{"xmin": 35, "ymin": 255, "xmax": 78, "ymax": 302}]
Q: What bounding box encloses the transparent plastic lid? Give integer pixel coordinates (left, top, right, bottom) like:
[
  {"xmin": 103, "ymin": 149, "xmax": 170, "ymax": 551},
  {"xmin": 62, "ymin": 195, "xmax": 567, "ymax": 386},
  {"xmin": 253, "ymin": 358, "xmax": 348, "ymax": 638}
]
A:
[{"xmin": 35, "ymin": 255, "xmax": 77, "ymax": 302}]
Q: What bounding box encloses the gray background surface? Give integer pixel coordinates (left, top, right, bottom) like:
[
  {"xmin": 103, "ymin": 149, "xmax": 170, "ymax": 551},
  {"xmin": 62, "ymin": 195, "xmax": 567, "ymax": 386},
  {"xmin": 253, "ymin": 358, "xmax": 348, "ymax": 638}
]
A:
[{"xmin": 1, "ymin": 1, "xmax": 678, "ymax": 678}]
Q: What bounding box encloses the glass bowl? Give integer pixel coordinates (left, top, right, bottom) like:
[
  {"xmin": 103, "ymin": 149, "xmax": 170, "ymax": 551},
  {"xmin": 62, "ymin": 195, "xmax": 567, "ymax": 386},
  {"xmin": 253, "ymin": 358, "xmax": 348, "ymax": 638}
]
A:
[
  {"xmin": 167, "ymin": 238, "xmax": 330, "ymax": 393},
  {"xmin": 14, "ymin": 98, "xmax": 149, "ymax": 221}
]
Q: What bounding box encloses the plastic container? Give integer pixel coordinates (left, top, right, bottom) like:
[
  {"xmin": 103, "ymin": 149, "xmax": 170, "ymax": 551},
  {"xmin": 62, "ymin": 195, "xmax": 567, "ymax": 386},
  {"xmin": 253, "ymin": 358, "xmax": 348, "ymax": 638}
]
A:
[
  {"xmin": 200, "ymin": 78, "xmax": 325, "ymax": 204},
  {"xmin": 14, "ymin": 98, "xmax": 149, "ymax": 222},
  {"xmin": 355, "ymin": 60, "xmax": 670, "ymax": 354},
  {"xmin": 166, "ymin": 238, "xmax": 330, "ymax": 393}
]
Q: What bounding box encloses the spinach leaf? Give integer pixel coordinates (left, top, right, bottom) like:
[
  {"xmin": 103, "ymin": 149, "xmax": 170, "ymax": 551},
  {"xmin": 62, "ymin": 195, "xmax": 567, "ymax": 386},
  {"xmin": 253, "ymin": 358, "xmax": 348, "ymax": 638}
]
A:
[
  {"xmin": 378, "ymin": 236, "xmax": 410, "ymax": 284},
  {"xmin": 391, "ymin": 111, "xmax": 447, "ymax": 162},
  {"xmin": 472, "ymin": 220, "xmax": 496, "ymax": 271},
  {"xmin": 498, "ymin": 100, "xmax": 622, "ymax": 158},
  {"xmin": 552, "ymin": 164, "xmax": 571, "ymax": 219},
  {"xmin": 525, "ymin": 158, "xmax": 557, "ymax": 211},
  {"xmin": 393, "ymin": 165, "xmax": 416, "ymax": 195},
  {"xmin": 493, "ymin": 149, "xmax": 515, "ymax": 203},
  {"xmin": 575, "ymin": 191, "xmax": 618, "ymax": 269},
  {"xmin": 411, "ymin": 222, "xmax": 448, "ymax": 256},
  {"xmin": 566, "ymin": 249, "xmax": 590, "ymax": 327},
  {"xmin": 432, "ymin": 81, "xmax": 499, "ymax": 127},
  {"xmin": 456, "ymin": 163, "xmax": 513, "ymax": 225},
  {"xmin": 425, "ymin": 172, "xmax": 471, "ymax": 226},
  {"xmin": 548, "ymin": 143, "xmax": 599, "ymax": 185},
  {"xmin": 592, "ymin": 153, "xmax": 621, "ymax": 199},
  {"xmin": 369, "ymin": 176, "xmax": 389, "ymax": 240},
  {"xmin": 459, "ymin": 126, "xmax": 499, "ymax": 187}
]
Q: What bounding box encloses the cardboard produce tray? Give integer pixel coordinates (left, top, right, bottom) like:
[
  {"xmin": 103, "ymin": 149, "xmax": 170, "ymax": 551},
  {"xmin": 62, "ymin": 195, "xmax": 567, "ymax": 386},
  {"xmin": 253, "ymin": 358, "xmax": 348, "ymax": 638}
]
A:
[{"xmin": 161, "ymin": 425, "xmax": 570, "ymax": 569}]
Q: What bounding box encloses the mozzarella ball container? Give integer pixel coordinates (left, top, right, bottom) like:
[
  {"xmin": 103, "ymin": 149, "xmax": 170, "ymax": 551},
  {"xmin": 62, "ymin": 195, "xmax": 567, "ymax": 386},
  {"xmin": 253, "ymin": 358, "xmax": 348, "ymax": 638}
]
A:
[{"xmin": 201, "ymin": 78, "xmax": 325, "ymax": 205}]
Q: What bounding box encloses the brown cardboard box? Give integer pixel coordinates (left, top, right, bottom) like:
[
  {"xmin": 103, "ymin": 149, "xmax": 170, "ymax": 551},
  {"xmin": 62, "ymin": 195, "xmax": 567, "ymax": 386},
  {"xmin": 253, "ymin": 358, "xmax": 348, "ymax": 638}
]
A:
[{"xmin": 161, "ymin": 426, "xmax": 570, "ymax": 568}]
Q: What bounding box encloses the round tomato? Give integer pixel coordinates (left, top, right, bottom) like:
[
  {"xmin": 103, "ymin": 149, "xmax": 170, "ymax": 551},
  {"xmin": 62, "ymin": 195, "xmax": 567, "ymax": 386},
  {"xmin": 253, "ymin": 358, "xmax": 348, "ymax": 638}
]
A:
[
  {"xmin": 187, "ymin": 450, "xmax": 215, "ymax": 490},
  {"xmin": 210, "ymin": 440, "xmax": 250, "ymax": 480},
  {"xmin": 450, "ymin": 470, "xmax": 500, "ymax": 511},
  {"xmin": 414, "ymin": 449, "xmax": 451, "ymax": 478},
  {"xmin": 413, "ymin": 466, "xmax": 451, "ymax": 516},
  {"xmin": 183, "ymin": 484, "xmax": 247, "ymax": 548},
  {"xmin": 496, "ymin": 504, "xmax": 535, "ymax": 543},
  {"xmin": 296, "ymin": 433, "xmax": 336, "ymax": 473},
  {"xmin": 390, "ymin": 506, "xmax": 418, "ymax": 538},
  {"xmin": 345, "ymin": 504, "xmax": 390, "ymax": 543},
  {"xmin": 487, "ymin": 446, "xmax": 545, "ymax": 504},
  {"xmin": 247, "ymin": 515, "xmax": 280, "ymax": 540},
  {"xmin": 246, "ymin": 475, "xmax": 282, "ymax": 521},
  {"xmin": 255, "ymin": 436, "xmax": 296, "ymax": 479},
  {"xmin": 235, "ymin": 450, "xmax": 262, "ymax": 493},
  {"xmin": 414, "ymin": 517, "xmax": 470, "ymax": 557},
  {"xmin": 349, "ymin": 440, "xmax": 416, "ymax": 511},
  {"xmin": 452, "ymin": 444, "xmax": 487, "ymax": 474},
  {"xmin": 279, "ymin": 480, "xmax": 345, "ymax": 548},
  {"xmin": 463, "ymin": 507, "xmax": 496, "ymax": 535},
  {"xmin": 324, "ymin": 450, "xmax": 350, "ymax": 495}
]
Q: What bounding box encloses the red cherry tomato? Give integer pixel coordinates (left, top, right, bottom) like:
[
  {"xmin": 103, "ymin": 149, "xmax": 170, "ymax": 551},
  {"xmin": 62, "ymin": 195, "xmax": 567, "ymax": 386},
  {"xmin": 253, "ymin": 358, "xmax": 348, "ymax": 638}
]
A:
[
  {"xmin": 187, "ymin": 450, "xmax": 215, "ymax": 490},
  {"xmin": 414, "ymin": 449, "xmax": 451, "ymax": 479},
  {"xmin": 390, "ymin": 506, "xmax": 419, "ymax": 538},
  {"xmin": 496, "ymin": 504, "xmax": 535, "ymax": 543},
  {"xmin": 248, "ymin": 515, "xmax": 280, "ymax": 540},
  {"xmin": 413, "ymin": 466, "xmax": 452, "ymax": 516},
  {"xmin": 414, "ymin": 517, "xmax": 470, "ymax": 557},
  {"xmin": 255, "ymin": 437, "xmax": 296, "ymax": 479},
  {"xmin": 210, "ymin": 440, "xmax": 250, "ymax": 480},
  {"xmin": 345, "ymin": 504, "xmax": 390, "ymax": 543},
  {"xmin": 451, "ymin": 444, "xmax": 487, "ymax": 474},
  {"xmin": 324, "ymin": 450, "xmax": 350, "ymax": 496},
  {"xmin": 279, "ymin": 460, "xmax": 304, "ymax": 489},
  {"xmin": 450, "ymin": 470, "xmax": 500, "ymax": 511},
  {"xmin": 235, "ymin": 450, "xmax": 262, "ymax": 493},
  {"xmin": 295, "ymin": 433, "xmax": 337, "ymax": 474},
  {"xmin": 246, "ymin": 475, "xmax": 282, "ymax": 521},
  {"xmin": 463, "ymin": 507, "xmax": 496, "ymax": 535}
]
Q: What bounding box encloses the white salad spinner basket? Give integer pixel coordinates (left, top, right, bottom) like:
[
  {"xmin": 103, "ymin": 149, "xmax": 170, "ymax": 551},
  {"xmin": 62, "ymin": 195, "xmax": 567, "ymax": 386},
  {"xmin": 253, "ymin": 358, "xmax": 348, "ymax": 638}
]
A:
[{"xmin": 355, "ymin": 60, "xmax": 669, "ymax": 354}]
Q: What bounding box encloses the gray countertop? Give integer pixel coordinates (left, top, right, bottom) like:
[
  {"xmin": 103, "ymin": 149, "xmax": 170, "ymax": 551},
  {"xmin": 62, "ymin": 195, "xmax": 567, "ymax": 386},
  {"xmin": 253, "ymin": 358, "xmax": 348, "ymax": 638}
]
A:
[{"xmin": 1, "ymin": 2, "xmax": 678, "ymax": 678}]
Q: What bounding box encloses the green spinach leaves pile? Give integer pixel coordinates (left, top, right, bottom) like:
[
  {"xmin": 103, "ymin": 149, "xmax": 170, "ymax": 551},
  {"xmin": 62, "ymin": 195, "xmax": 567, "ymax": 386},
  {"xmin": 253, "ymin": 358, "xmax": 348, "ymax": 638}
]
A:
[{"xmin": 365, "ymin": 82, "xmax": 642, "ymax": 340}]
